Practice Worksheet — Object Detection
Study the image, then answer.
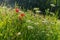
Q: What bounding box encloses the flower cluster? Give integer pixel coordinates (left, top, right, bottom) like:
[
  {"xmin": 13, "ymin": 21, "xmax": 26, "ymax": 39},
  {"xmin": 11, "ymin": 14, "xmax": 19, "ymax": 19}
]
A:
[{"xmin": 15, "ymin": 8, "xmax": 25, "ymax": 20}]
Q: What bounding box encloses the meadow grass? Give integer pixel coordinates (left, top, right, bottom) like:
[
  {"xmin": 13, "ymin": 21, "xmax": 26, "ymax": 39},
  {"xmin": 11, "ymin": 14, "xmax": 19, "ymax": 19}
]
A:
[{"xmin": 0, "ymin": 6, "xmax": 60, "ymax": 40}]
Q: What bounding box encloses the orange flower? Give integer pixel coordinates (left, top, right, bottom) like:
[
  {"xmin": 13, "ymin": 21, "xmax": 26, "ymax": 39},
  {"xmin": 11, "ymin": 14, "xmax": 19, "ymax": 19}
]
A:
[
  {"xmin": 20, "ymin": 13, "xmax": 25, "ymax": 17},
  {"xmin": 18, "ymin": 13, "xmax": 25, "ymax": 20}
]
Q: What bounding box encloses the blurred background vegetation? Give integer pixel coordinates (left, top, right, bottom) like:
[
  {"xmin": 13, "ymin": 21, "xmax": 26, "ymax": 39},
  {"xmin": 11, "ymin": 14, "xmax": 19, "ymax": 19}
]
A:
[
  {"xmin": 0, "ymin": 0, "xmax": 59, "ymax": 10},
  {"xmin": 0, "ymin": 0, "xmax": 59, "ymax": 18}
]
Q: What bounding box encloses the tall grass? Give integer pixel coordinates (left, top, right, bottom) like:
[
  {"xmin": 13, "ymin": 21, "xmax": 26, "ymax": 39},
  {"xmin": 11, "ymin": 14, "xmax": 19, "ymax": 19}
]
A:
[{"xmin": 0, "ymin": 6, "xmax": 60, "ymax": 40}]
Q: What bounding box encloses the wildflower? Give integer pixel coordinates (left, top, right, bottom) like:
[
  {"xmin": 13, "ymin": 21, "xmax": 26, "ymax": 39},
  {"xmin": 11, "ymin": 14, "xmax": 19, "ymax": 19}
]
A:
[
  {"xmin": 19, "ymin": 11, "xmax": 24, "ymax": 13},
  {"xmin": 26, "ymin": 20, "xmax": 34, "ymax": 23},
  {"xmin": 50, "ymin": 12, "xmax": 55, "ymax": 16},
  {"xmin": 33, "ymin": 8, "xmax": 39, "ymax": 10},
  {"xmin": 26, "ymin": 20, "xmax": 31, "ymax": 23},
  {"xmin": 20, "ymin": 13, "xmax": 25, "ymax": 17},
  {"xmin": 50, "ymin": 4, "xmax": 55, "ymax": 7},
  {"xmin": 34, "ymin": 22, "xmax": 39, "ymax": 25},
  {"xmin": 35, "ymin": 10, "xmax": 41, "ymax": 13},
  {"xmin": 42, "ymin": 19, "xmax": 49, "ymax": 25},
  {"xmin": 16, "ymin": 8, "xmax": 20, "ymax": 13},
  {"xmin": 17, "ymin": 32, "xmax": 21, "ymax": 36},
  {"xmin": 27, "ymin": 26, "xmax": 34, "ymax": 30},
  {"xmin": 42, "ymin": 19, "xmax": 48, "ymax": 23},
  {"xmin": 18, "ymin": 13, "xmax": 25, "ymax": 20}
]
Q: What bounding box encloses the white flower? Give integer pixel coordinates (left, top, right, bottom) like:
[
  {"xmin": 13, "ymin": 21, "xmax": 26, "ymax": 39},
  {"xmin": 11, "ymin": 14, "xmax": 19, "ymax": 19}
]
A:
[
  {"xmin": 42, "ymin": 19, "xmax": 48, "ymax": 23},
  {"xmin": 27, "ymin": 26, "xmax": 34, "ymax": 30},
  {"xmin": 34, "ymin": 22, "xmax": 39, "ymax": 25},
  {"xmin": 19, "ymin": 11, "xmax": 24, "ymax": 13},
  {"xmin": 35, "ymin": 11, "xmax": 41, "ymax": 13},
  {"xmin": 50, "ymin": 4, "xmax": 55, "ymax": 7},
  {"xmin": 33, "ymin": 8, "xmax": 39, "ymax": 10},
  {"xmin": 50, "ymin": 12, "xmax": 55, "ymax": 16},
  {"xmin": 26, "ymin": 20, "xmax": 31, "ymax": 23},
  {"xmin": 42, "ymin": 19, "xmax": 49, "ymax": 25},
  {"xmin": 17, "ymin": 32, "xmax": 21, "ymax": 36},
  {"xmin": 26, "ymin": 20, "xmax": 34, "ymax": 23}
]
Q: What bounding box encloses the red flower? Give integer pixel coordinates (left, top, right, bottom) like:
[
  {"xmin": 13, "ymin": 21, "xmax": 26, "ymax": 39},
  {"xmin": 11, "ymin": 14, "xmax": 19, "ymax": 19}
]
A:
[
  {"xmin": 18, "ymin": 13, "xmax": 25, "ymax": 20},
  {"xmin": 16, "ymin": 8, "xmax": 19, "ymax": 13},
  {"xmin": 20, "ymin": 13, "xmax": 25, "ymax": 17}
]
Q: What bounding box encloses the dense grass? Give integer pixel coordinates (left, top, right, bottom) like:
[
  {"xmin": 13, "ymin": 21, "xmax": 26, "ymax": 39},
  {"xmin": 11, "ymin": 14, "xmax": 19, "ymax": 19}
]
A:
[{"xmin": 0, "ymin": 6, "xmax": 60, "ymax": 40}]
